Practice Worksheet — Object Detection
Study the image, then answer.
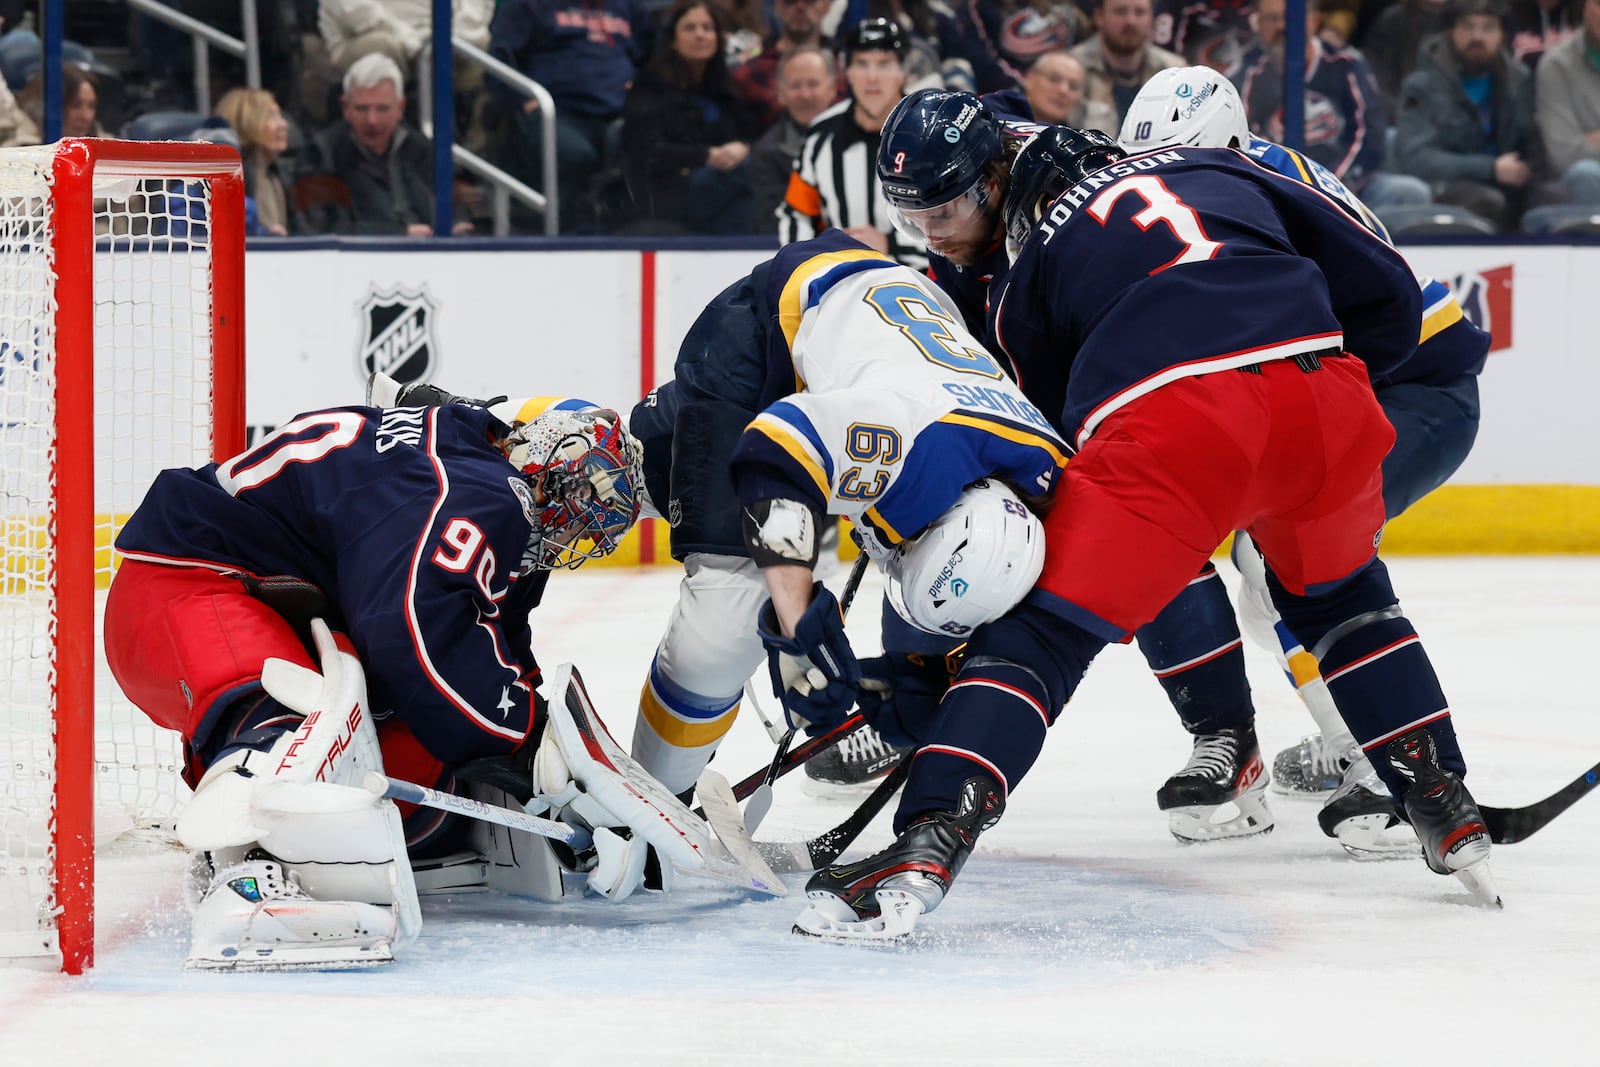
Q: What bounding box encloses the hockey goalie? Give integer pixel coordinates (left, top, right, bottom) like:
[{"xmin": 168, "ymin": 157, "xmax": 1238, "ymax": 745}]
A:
[{"xmin": 103, "ymin": 397, "xmax": 716, "ymax": 969}]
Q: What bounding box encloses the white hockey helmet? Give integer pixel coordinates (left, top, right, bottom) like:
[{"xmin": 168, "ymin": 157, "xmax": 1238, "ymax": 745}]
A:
[
  {"xmin": 1118, "ymin": 66, "xmax": 1250, "ymax": 153},
  {"xmin": 885, "ymin": 479, "xmax": 1045, "ymax": 637}
]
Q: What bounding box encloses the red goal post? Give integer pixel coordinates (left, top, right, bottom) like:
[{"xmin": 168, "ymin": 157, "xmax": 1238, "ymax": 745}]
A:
[{"xmin": 0, "ymin": 139, "xmax": 244, "ymax": 973}]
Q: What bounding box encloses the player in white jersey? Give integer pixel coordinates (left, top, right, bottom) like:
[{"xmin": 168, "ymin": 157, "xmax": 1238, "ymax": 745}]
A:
[
  {"xmin": 723, "ymin": 231, "xmax": 1069, "ymax": 746},
  {"xmin": 623, "ymin": 230, "xmax": 1065, "ymax": 798}
]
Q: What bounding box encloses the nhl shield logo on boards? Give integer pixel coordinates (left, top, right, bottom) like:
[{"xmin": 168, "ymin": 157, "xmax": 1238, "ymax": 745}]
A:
[{"xmin": 357, "ymin": 284, "xmax": 439, "ymax": 385}]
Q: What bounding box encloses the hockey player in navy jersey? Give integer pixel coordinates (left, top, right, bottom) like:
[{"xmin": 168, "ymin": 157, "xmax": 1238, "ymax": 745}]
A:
[
  {"xmin": 878, "ymin": 87, "xmax": 1284, "ymax": 846},
  {"xmin": 104, "ymin": 398, "xmax": 662, "ymax": 967},
  {"xmin": 1119, "ymin": 66, "xmax": 1491, "ymax": 856},
  {"xmin": 623, "ymin": 228, "xmax": 1068, "ymax": 801},
  {"xmin": 794, "ymin": 127, "xmax": 1500, "ymax": 941}
]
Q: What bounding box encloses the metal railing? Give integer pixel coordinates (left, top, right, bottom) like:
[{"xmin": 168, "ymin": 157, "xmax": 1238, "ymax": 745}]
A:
[
  {"xmin": 125, "ymin": 0, "xmax": 261, "ymax": 111},
  {"xmin": 418, "ymin": 37, "xmax": 558, "ymax": 236}
]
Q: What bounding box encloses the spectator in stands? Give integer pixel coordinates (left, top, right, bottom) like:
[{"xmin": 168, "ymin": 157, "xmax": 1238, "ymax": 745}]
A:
[
  {"xmin": 731, "ymin": 0, "xmax": 834, "ymax": 128},
  {"xmin": 1163, "ymin": 0, "xmax": 1260, "ymax": 71},
  {"xmin": 7, "ymin": 63, "xmax": 104, "ymax": 145},
  {"xmin": 317, "ymin": 0, "xmax": 496, "ymax": 109},
  {"xmin": 1363, "ymin": 0, "xmax": 1450, "ymax": 110},
  {"xmin": 720, "ymin": 0, "xmax": 774, "ymax": 60},
  {"xmin": 1392, "ymin": 0, "xmax": 1557, "ymax": 228},
  {"xmin": 1534, "ymin": 0, "xmax": 1600, "ymax": 205},
  {"xmin": 827, "ymin": 0, "xmax": 1015, "ymax": 94},
  {"xmin": 488, "ymin": 0, "xmax": 652, "ymax": 232},
  {"xmin": 749, "ymin": 45, "xmax": 839, "ymax": 225},
  {"xmin": 1071, "ymin": 0, "xmax": 1185, "ymax": 130},
  {"xmin": 1236, "ymin": 0, "xmax": 1432, "ymax": 210},
  {"xmin": 214, "ymin": 87, "xmax": 300, "ymax": 236},
  {"xmin": 779, "ymin": 18, "xmax": 924, "ymax": 265},
  {"xmin": 1508, "ymin": 0, "xmax": 1580, "ymax": 71},
  {"xmin": 967, "ymin": 0, "xmax": 1091, "ymax": 81},
  {"xmin": 298, "ymin": 54, "xmax": 474, "ymax": 236},
  {"xmin": 1022, "ymin": 48, "xmax": 1117, "ymax": 131},
  {"xmin": 618, "ymin": 0, "xmax": 763, "ymax": 233}
]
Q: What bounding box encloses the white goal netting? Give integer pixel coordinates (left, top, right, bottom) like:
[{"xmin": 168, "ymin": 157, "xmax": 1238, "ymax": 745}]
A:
[{"xmin": 1, "ymin": 143, "xmax": 233, "ymax": 964}]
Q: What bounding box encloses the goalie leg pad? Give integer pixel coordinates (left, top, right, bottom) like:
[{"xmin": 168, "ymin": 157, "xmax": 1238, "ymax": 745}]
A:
[
  {"xmin": 187, "ymin": 854, "xmax": 398, "ymax": 971},
  {"xmin": 540, "ymin": 664, "xmax": 716, "ymax": 874}
]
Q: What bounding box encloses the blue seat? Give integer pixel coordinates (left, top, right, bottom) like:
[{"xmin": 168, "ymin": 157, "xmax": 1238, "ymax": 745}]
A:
[
  {"xmin": 122, "ymin": 110, "xmax": 209, "ymax": 141},
  {"xmin": 1376, "ymin": 204, "xmax": 1498, "ymax": 237},
  {"xmin": 1521, "ymin": 204, "xmax": 1600, "ymax": 237}
]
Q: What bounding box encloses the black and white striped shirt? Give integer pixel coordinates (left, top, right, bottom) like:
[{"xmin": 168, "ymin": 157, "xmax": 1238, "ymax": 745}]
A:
[{"xmin": 777, "ymin": 98, "xmax": 929, "ymax": 271}]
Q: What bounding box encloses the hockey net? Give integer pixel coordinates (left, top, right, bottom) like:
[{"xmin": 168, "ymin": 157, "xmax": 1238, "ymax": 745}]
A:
[{"xmin": 0, "ymin": 140, "xmax": 244, "ymax": 973}]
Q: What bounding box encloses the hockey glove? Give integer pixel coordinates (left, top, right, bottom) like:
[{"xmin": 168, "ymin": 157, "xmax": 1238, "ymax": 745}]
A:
[
  {"xmin": 856, "ymin": 648, "xmax": 964, "ymax": 748},
  {"xmin": 756, "ymin": 583, "xmax": 861, "ymax": 733}
]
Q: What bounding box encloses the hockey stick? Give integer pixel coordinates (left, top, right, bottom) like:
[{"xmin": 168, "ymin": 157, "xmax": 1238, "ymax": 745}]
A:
[
  {"xmin": 1481, "ymin": 759, "xmax": 1600, "ymax": 845},
  {"xmin": 367, "ymin": 771, "xmax": 787, "ymax": 896},
  {"xmin": 366, "ymin": 772, "xmax": 593, "ymax": 849},
  {"xmin": 755, "ymin": 752, "xmax": 913, "ymax": 874},
  {"xmin": 739, "ymin": 552, "xmax": 874, "ymax": 832}
]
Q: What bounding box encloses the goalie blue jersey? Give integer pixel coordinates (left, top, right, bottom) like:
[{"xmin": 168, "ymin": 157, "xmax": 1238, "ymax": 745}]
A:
[
  {"xmin": 991, "ymin": 147, "xmax": 1424, "ymax": 451},
  {"xmin": 116, "ymin": 404, "xmax": 548, "ymax": 765},
  {"xmin": 1240, "ymin": 137, "xmax": 1489, "ymax": 388},
  {"xmin": 733, "ymin": 231, "xmax": 1069, "ymax": 552}
]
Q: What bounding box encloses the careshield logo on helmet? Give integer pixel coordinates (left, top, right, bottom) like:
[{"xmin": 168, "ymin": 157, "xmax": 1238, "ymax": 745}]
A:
[{"xmin": 926, "ymin": 549, "xmax": 966, "ymax": 601}]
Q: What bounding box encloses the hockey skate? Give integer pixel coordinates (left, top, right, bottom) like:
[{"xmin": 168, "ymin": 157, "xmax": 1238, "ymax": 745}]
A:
[
  {"xmin": 803, "ymin": 724, "xmax": 911, "ymax": 795},
  {"xmin": 1316, "ymin": 754, "xmax": 1419, "ymax": 858},
  {"xmin": 1157, "ymin": 725, "xmax": 1274, "ymax": 842},
  {"xmin": 1271, "ymin": 733, "xmax": 1352, "ymax": 795},
  {"xmin": 794, "ymin": 775, "xmax": 1003, "ymax": 943},
  {"xmin": 187, "ymin": 852, "xmax": 399, "ymax": 970},
  {"xmin": 1387, "ymin": 730, "xmax": 1501, "ymax": 907}
]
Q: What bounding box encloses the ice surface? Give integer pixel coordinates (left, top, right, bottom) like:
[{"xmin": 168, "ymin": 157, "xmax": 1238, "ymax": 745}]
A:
[{"xmin": 2, "ymin": 557, "xmax": 1597, "ymax": 1065}]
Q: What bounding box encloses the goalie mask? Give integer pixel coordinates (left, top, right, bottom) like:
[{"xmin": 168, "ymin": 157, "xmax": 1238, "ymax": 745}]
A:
[
  {"xmin": 506, "ymin": 408, "xmax": 644, "ymax": 570},
  {"xmin": 884, "ymin": 479, "xmax": 1045, "ymax": 637}
]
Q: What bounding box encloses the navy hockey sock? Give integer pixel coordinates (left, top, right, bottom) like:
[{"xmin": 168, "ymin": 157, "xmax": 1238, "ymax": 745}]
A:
[
  {"xmin": 896, "ymin": 606, "xmax": 1102, "ymax": 832},
  {"xmin": 1271, "ymin": 558, "xmax": 1463, "ymax": 797},
  {"xmin": 1134, "ymin": 563, "xmax": 1256, "ymax": 734}
]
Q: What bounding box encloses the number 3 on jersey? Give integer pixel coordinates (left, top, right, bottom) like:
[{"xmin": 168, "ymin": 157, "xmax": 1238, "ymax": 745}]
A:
[
  {"xmin": 864, "ymin": 281, "xmax": 1004, "ymax": 379},
  {"xmin": 1086, "ymin": 175, "xmax": 1222, "ymax": 274}
]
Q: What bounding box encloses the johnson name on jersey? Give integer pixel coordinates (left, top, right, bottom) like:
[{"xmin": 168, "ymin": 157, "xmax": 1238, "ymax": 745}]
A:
[
  {"xmin": 117, "ymin": 404, "xmax": 548, "ymax": 766},
  {"xmin": 730, "ymin": 232, "xmax": 1070, "ymax": 555},
  {"xmin": 992, "ymin": 147, "xmax": 1424, "ymax": 450}
]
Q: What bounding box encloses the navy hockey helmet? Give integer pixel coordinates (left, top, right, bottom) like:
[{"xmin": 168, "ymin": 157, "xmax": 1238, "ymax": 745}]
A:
[
  {"xmin": 878, "ymin": 89, "xmax": 1005, "ymax": 244},
  {"xmin": 843, "ymin": 17, "xmax": 906, "ymax": 62},
  {"xmin": 1003, "ymin": 126, "xmax": 1126, "ymax": 260}
]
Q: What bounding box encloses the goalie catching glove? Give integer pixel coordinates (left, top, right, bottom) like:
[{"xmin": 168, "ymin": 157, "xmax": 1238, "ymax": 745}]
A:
[{"xmin": 756, "ymin": 582, "xmax": 862, "ymax": 733}]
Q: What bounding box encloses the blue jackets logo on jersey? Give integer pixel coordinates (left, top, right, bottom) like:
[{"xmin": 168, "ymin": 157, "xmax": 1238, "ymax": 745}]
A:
[{"xmin": 358, "ymin": 284, "xmax": 439, "ymax": 387}]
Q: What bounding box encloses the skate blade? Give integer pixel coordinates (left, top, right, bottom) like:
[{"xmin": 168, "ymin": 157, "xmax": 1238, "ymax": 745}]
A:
[
  {"xmin": 1166, "ymin": 790, "xmax": 1275, "ymax": 843},
  {"xmin": 791, "ymin": 889, "xmax": 926, "ymax": 944},
  {"xmin": 1332, "ymin": 814, "xmax": 1421, "ymax": 860},
  {"xmin": 1449, "ymin": 860, "xmax": 1503, "ymax": 909},
  {"xmin": 799, "ymin": 775, "xmax": 890, "ymax": 800},
  {"xmin": 1269, "ymin": 780, "xmax": 1340, "ymax": 798},
  {"xmin": 186, "ymin": 941, "xmax": 395, "ymax": 971}
]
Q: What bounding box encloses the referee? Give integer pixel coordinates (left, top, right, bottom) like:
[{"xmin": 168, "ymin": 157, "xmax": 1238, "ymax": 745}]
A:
[{"xmin": 778, "ymin": 18, "xmax": 927, "ymax": 270}]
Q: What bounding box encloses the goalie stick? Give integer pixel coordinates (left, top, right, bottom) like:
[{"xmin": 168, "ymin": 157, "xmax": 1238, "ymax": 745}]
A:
[
  {"xmin": 366, "ymin": 772, "xmax": 594, "ymax": 849},
  {"xmin": 755, "ymin": 752, "xmax": 912, "ymax": 874},
  {"xmin": 367, "ymin": 771, "xmax": 787, "ymax": 896},
  {"xmin": 1482, "ymin": 758, "xmax": 1600, "ymax": 844}
]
